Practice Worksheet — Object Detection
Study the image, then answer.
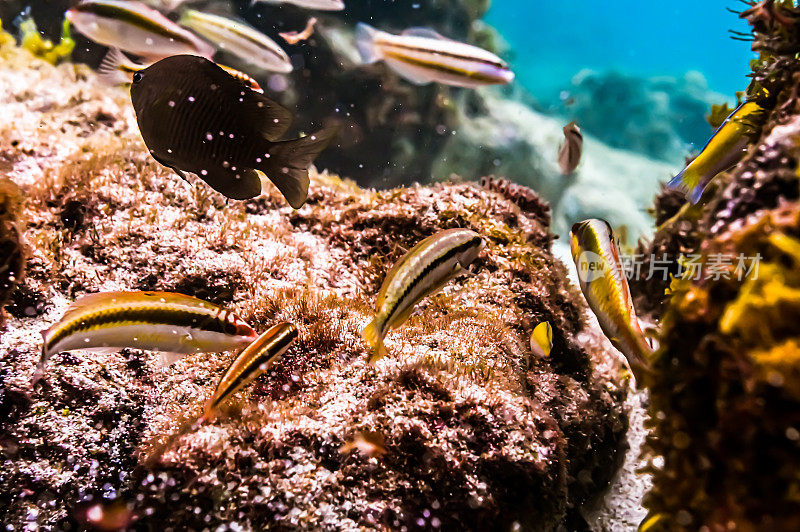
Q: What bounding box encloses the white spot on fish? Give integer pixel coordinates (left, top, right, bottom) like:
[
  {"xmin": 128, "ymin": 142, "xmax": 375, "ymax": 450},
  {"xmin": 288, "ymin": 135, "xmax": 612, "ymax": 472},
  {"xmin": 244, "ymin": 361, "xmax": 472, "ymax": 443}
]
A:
[
  {"xmin": 228, "ymin": 133, "xmax": 234, "ymax": 139},
  {"xmin": 168, "ymin": 101, "xmax": 175, "ymax": 107},
  {"xmin": 256, "ymin": 157, "xmax": 262, "ymax": 163},
  {"xmin": 206, "ymin": 133, "xmax": 213, "ymax": 141},
  {"xmin": 188, "ymin": 96, "xmax": 195, "ymax": 102},
  {"xmin": 201, "ymin": 169, "xmax": 208, "ymax": 176},
  {"xmin": 222, "ymin": 161, "xmax": 230, "ymax": 168}
]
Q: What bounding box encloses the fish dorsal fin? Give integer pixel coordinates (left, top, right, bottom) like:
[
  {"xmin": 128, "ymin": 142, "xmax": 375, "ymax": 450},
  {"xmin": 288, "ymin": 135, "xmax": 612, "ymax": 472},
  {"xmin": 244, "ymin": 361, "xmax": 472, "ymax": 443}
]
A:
[
  {"xmin": 401, "ymin": 27, "xmax": 451, "ymax": 40},
  {"xmin": 247, "ymin": 92, "xmax": 293, "ymax": 141},
  {"xmin": 56, "ymin": 291, "xmax": 135, "ymax": 324}
]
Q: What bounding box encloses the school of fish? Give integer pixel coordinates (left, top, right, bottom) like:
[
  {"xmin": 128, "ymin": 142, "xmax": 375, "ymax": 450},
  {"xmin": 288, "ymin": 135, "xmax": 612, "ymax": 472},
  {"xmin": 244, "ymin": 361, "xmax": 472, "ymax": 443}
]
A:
[{"xmin": 20, "ymin": 0, "xmax": 688, "ymax": 426}]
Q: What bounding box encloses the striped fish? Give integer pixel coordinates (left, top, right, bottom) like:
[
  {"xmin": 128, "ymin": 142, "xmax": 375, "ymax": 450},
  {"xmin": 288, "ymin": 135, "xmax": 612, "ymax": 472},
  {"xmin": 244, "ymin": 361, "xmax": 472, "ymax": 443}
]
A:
[
  {"xmin": 355, "ymin": 23, "xmax": 514, "ymax": 88},
  {"xmin": 98, "ymin": 47, "xmax": 264, "ymax": 93},
  {"xmin": 668, "ymin": 100, "xmax": 765, "ymax": 203},
  {"xmin": 180, "ymin": 10, "xmax": 292, "ymax": 73},
  {"xmin": 202, "ymin": 322, "xmax": 298, "ymax": 420},
  {"xmin": 569, "ymin": 220, "xmax": 652, "ymax": 378},
  {"xmin": 36, "ymin": 291, "xmax": 257, "ymax": 381},
  {"xmin": 363, "ymin": 228, "xmax": 484, "ymax": 362},
  {"xmin": 65, "ymin": 0, "xmax": 215, "ymax": 59},
  {"xmin": 530, "ymin": 322, "xmax": 553, "ymax": 357}
]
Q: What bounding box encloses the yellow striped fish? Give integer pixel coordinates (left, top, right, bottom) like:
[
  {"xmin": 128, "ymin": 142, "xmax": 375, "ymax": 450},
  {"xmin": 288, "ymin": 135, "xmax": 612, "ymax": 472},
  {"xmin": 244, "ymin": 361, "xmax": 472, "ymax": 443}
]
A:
[
  {"xmin": 36, "ymin": 291, "xmax": 257, "ymax": 381},
  {"xmin": 180, "ymin": 10, "xmax": 292, "ymax": 73},
  {"xmin": 65, "ymin": 0, "xmax": 215, "ymax": 59},
  {"xmin": 98, "ymin": 47, "xmax": 264, "ymax": 93},
  {"xmin": 202, "ymin": 322, "xmax": 297, "ymax": 421},
  {"xmin": 355, "ymin": 23, "xmax": 514, "ymax": 88},
  {"xmin": 363, "ymin": 228, "xmax": 484, "ymax": 362},
  {"xmin": 530, "ymin": 322, "xmax": 553, "ymax": 357},
  {"xmin": 668, "ymin": 100, "xmax": 765, "ymax": 203},
  {"xmin": 570, "ymin": 220, "xmax": 652, "ymax": 378}
]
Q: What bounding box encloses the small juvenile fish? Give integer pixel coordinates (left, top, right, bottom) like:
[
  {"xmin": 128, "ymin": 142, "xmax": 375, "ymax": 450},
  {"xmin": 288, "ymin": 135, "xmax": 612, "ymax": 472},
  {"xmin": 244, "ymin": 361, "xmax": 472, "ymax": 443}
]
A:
[
  {"xmin": 570, "ymin": 219, "xmax": 652, "ymax": 378},
  {"xmin": 279, "ymin": 17, "xmax": 317, "ymax": 45},
  {"xmin": 36, "ymin": 291, "xmax": 257, "ymax": 381},
  {"xmin": 202, "ymin": 322, "xmax": 297, "ymax": 421},
  {"xmin": 65, "ymin": 0, "xmax": 215, "ymax": 59},
  {"xmin": 530, "ymin": 322, "xmax": 553, "ymax": 357},
  {"xmin": 180, "ymin": 10, "xmax": 292, "ymax": 73},
  {"xmin": 355, "ymin": 23, "xmax": 514, "ymax": 88},
  {"xmin": 363, "ymin": 228, "xmax": 484, "ymax": 362},
  {"xmin": 255, "ymin": 0, "xmax": 345, "ymax": 11},
  {"xmin": 668, "ymin": 100, "xmax": 765, "ymax": 203},
  {"xmin": 131, "ymin": 55, "xmax": 337, "ymax": 206},
  {"xmin": 339, "ymin": 431, "xmax": 386, "ymax": 458},
  {"xmin": 558, "ymin": 121, "xmax": 583, "ymax": 175},
  {"xmin": 98, "ymin": 47, "xmax": 263, "ymax": 93}
]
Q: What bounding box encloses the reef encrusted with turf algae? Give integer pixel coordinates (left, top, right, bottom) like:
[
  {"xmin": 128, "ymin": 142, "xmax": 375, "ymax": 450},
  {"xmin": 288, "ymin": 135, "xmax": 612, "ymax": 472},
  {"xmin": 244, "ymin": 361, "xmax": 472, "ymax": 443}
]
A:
[
  {"xmin": 634, "ymin": 1, "xmax": 800, "ymax": 529},
  {"xmin": 0, "ymin": 36, "xmax": 628, "ymax": 529}
]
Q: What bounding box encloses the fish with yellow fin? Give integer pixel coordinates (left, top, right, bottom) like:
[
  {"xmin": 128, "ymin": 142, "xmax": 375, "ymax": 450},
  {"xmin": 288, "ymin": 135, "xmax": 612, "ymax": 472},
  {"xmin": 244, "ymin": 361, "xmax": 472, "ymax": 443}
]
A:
[
  {"xmin": 36, "ymin": 291, "xmax": 257, "ymax": 382},
  {"xmin": 202, "ymin": 322, "xmax": 298, "ymax": 422},
  {"xmin": 363, "ymin": 228, "xmax": 484, "ymax": 363},
  {"xmin": 570, "ymin": 219, "xmax": 652, "ymax": 378},
  {"xmin": 668, "ymin": 100, "xmax": 765, "ymax": 203},
  {"xmin": 530, "ymin": 322, "xmax": 553, "ymax": 357}
]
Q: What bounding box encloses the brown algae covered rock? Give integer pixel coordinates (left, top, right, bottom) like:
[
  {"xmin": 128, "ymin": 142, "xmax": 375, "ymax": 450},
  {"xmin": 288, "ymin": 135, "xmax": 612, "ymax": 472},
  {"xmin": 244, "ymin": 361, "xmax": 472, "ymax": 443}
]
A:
[
  {"xmin": 0, "ymin": 43, "xmax": 627, "ymax": 529},
  {"xmin": 634, "ymin": 2, "xmax": 800, "ymax": 529}
]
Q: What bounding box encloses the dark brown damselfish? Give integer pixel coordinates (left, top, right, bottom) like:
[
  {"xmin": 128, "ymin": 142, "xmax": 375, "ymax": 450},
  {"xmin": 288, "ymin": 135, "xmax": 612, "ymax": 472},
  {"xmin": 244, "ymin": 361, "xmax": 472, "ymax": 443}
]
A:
[{"xmin": 130, "ymin": 55, "xmax": 337, "ymax": 207}]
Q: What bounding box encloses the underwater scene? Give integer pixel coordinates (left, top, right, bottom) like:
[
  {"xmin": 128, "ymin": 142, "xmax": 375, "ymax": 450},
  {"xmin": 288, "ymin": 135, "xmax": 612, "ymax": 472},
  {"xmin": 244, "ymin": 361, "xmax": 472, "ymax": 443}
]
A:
[{"xmin": 1, "ymin": 0, "xmax": 799, "ymax": 530}]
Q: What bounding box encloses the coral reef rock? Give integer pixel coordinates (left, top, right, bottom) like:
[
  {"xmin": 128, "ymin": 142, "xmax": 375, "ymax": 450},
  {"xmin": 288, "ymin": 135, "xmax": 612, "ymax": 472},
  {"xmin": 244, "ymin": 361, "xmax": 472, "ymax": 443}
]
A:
[
  {"xmin": 0, "ymin": 42, "xmax": 630, "ymax": 529},
  {"xmin": 553, "ymin": 69, "xmax": 729, "ymax": 164}
]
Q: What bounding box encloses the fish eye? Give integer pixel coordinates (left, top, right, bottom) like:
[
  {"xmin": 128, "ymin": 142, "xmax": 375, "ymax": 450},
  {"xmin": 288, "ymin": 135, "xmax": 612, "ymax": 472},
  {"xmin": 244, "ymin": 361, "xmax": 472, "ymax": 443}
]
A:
[{"xmin": 132, "ymin": 72, "xmax": 143, "ymax": 84}]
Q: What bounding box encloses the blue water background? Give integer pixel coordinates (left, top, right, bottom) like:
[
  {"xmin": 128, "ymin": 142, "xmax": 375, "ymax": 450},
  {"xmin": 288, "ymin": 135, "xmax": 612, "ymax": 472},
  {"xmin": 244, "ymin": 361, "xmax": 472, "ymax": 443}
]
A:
[{"xmin": 486, "ymin": 1, "xmax": 754, "ymax": 102}]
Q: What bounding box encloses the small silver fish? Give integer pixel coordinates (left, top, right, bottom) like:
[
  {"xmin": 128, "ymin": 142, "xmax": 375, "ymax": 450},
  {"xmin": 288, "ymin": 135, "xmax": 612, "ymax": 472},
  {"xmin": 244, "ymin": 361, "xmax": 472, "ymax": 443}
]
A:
[
  {"xmin": 355, "ymin": 23, "xmax": 514, "ymax": 88},
  {"xmin": 36, "ymin": 291, "xmax": 257, "ymax": 382},
  {"xmin": 254, "ymin": 0, "xmax": 344, "ymax": 11},
  {"xmin": 180, "ymin": 10, "xmax": 292, "ymax": 73},
  {"xmin": 363, "ymin": 228, "xmax": 484, "ymax": 362},
  {"xmin": 65, "ymin": 0, "xmax": 215, "ymax": 59},
  {"xmin": 203, "ymin": 322, "xmax": 297, "ymax": 421},
  {"xmin": 558, "ymin": 121, "xmax": 583, "ymax": 175}
]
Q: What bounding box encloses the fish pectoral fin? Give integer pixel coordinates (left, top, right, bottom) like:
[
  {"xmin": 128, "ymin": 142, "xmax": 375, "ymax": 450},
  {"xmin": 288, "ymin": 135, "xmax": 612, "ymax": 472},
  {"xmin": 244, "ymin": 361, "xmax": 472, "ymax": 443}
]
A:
[
  {"xmin": 383, "ymin": 58, "xmax": 434, "ymax": 86},
  {"xmin": 391, "ymin": 305, "xmax": 417, "ymax": 329},
  {"xmin": 157, "ymin": 351, "xmax": 188, "ymax": 367}
]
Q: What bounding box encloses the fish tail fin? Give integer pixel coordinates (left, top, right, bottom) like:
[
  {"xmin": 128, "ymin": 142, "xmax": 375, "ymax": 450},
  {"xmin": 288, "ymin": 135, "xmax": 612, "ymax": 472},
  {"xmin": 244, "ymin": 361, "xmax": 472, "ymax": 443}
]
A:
[
  {"xmin": 98, "ymin": 47, "xmax": 137, "ymax": 85},
  {"xmin": 355, "ymin": 23, "xmax": 382, "ymax": 64},
  {"xmin": 362, "ymin": 319, "xmax": 387, "ymax": 363},
  {"xmin": 259, "ymin": 125, "xmax": 338, "ymax": 209},
  {"xmin": 667, "ymin": 168, "xmax": 705, "ymax": 204},
  {"xmin": 32, "ymin": 333, "xmax": 48, "ymax": 385}
]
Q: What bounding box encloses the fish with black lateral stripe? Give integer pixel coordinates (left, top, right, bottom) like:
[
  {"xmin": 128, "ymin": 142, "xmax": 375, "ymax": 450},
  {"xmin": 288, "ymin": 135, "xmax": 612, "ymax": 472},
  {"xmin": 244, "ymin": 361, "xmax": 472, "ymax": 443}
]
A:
[
  {"xmin": 130, "ymin": 54, "xmax": 337, "ymax": 207},
  {"xmin": 363, "ymin": 228, "xmax": 484, "ymax": 362}
]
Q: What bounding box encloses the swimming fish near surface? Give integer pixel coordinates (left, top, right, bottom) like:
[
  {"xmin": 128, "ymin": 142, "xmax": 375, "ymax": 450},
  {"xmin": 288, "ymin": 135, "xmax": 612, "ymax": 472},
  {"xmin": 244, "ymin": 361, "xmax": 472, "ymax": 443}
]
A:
[
  {"xmin": 65, "ymin": 0, "xmax": 215, "ymax": 60},
  {"xmin": 98, "ymin": 47, "xmax": 263, "ymax": 93},
  {"xmin": 530, "ymin": 321, "xmax": 553, "ymax": 357},
  {"xmin": 570, "ymin": 219, "xmax": 652, "ymax": 379},
  {"xmin": 180, "ymin": 10, "xmax": 292, "ymax": 73},
  {"xmin": 668, "ymin": 100, "xmax": 765, "ymax": 203},
  {"xmin": 202, "ymin": 322, "xmax": 297, "ymax": 421},
  {"xmin": 558, "ymin": 121, "xmax": 583, "ymax": 175},
  {"xmin": 355, "ymin": 23, "xmax": 514, "ymax": 88},
  {"xmin": 130, "ymin": 55, "xmax": 338, "ymax": 206},
  {"xmin": 363, "ymin": 228, "xmax": 484, "ymax": 363},
  {"xmin": 254, "ymin": 0, "xmax": 345, "ymax": 11},
  {"xmin": 35, "ymin": 291, "xmax": 257, "ymax": 382}
]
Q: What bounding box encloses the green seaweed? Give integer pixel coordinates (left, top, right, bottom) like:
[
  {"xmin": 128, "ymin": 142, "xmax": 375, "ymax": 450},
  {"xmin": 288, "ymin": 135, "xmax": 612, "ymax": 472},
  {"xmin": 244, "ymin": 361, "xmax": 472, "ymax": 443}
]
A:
[{"xmin": 19, "ymin": 16, "xmax": 74, "ymax": 65}]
